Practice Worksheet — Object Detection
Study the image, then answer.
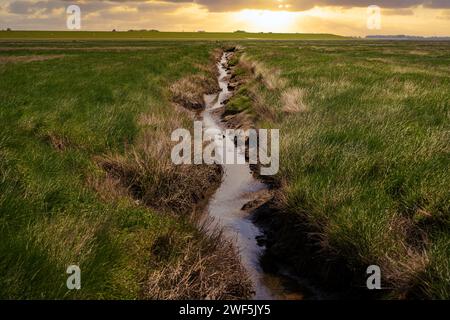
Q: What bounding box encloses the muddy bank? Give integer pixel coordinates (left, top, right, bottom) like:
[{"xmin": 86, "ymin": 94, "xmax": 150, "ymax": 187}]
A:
[
  {"xmin": 200, "ymin": 48, "xmax": 322, "ymax": 300},
  {"xmin": 219, "ymin": 47, "xmax": 377, "ymax": 300},
  {"xmin": 95, "ymin": 50, "xmax": 254, "ymax": 300},
  {"xmin": 251, "ymin": 198, "xmax": 370, "ymax": 298},
  {"xmin": 164, "ymin": 46, "xmax": 368, "ymax": 300}
]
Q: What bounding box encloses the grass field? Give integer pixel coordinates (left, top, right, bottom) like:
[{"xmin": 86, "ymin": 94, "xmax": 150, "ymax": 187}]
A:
[
  {"xmin": 0, "ymin": 40, "xmax": 251, "ymax": 299},
  {"xmin": 0, "ymin": 35, "xmax": 448, "ymax": 299},
  {"xmin": 0, "ymin": 30, "xmax": 347, "ymax": 41},
  {"xmin": 232, "ymin": 40, "xmax": 450, "ymax": 298}
]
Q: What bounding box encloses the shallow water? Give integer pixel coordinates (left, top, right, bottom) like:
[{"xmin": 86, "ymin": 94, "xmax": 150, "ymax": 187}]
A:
[{"xmin": 201, "ymin": 53, "xmax": 303, "ymax": 300}]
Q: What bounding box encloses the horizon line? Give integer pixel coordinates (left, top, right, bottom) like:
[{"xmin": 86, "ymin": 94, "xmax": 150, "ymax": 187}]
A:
[{"xmin": 1, "ymin": 30, "xmax": 450, "ymax": 38}]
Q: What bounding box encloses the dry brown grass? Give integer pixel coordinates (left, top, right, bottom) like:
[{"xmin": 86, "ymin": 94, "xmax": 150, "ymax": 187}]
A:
[
  {"xmin": 409, "ymin": 50, "xmax": 430, "ymax": 56},
  {"xmin": 95, "ymin": 143, "xmax": 221, "ymax": 215},
  {"xmin": 143, "ymin": 229, "xmax": 253, "ymax": 300},
  {"xmin": 366, "ymin": 57, "xmax": 393, "ymax": 64},
  {"xmin": 378, "ymin": 78, "xmax": 425, "ymax": 100},
  {"xmin": 378, "ymin": 215, "xmax": 431, "ymax": 296},
  {"xmin": 239, "ymin": 53, "xmax": 286, "ymax": 90},
  {"xmin": 170, "ymin": 74, "xmax": 219, "ymax": 111},
  {"xmin": 0, "ymin": 55, "xmax": 64, "ymax": 64},
  {"xmin": 222, "ymin": 111, "xmax": 255, "ymax": 130},
  {"xmin": 251, "ymin": 86, "xmax": 278, "ymax": 122},
  {"xmin": 281, "ymin": 88, "xmax": 309, "ymax": 113},
  {"xmin": 381, "ymin": 248, "xmax": 430, "ymax": 297},
  {"xmin": 88, "ymin": 172, "xmax": 130, "ymax": 203},
  {"xmin": 391, "ymin": 64, "xmax": 446, "ymax": 76}
]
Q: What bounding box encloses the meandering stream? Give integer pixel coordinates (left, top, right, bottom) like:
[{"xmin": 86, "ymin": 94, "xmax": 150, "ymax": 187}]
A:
[{"xmin": 201, "ymin": 53, "xmax": 305, "ymax": 300}]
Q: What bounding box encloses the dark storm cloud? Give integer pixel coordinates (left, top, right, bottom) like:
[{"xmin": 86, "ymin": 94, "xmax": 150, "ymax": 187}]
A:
[
  {"xmin": 7, "ymin": 0, "xmax": 114, "ymax": 15},
  {"xmin": 6, "ymin": 0, "xmax": 179, "ymax": 16},
  {"xmin": 8, "ymin": 0, "xmax": 62, "ymax": 14}
]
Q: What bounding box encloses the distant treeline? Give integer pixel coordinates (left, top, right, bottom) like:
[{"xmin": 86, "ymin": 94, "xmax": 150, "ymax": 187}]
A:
[{"xmin": 127, "ymin": 29, "xmax": 160, "ymax": 32}]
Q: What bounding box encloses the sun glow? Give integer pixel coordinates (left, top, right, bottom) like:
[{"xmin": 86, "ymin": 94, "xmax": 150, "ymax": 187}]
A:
[{"xmin": 233, "ymin": 9, "xmax": 298, "ymax": 33}]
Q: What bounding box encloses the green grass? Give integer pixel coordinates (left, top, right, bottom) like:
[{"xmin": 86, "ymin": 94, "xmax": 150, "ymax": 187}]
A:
[
  {"xmin": 0, "ymin": 40, "xmax": 250, "ymax": 299},
  {"xmin": 0, "ymin": 30, "xmax": 347, "ymax": 41},
  {"xmin": 224, "ymin": 87, "xmax": 254, "ymax": 116},
  {"xmin": 239, "ymin": 40, "xmax": 450, "ymax": 298},
  {"xmin": 1, "ymin": 37, "xmax": 448, "ymax": 300}
]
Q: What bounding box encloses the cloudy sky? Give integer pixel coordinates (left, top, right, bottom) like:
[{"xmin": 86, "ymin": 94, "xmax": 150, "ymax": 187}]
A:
[{"xmin": 1, "ymin": 0, "xmax": 449, "ymax": 36}]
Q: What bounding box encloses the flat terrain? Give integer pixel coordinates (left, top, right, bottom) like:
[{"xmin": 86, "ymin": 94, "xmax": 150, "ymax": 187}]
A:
[
  {"xmin": 0, "ymin": 31, "xmax": 346, "ymax": 41},
  {"xmin": 0, "ymin": 37, "xmax": 448, "ymax": 299},
  {"xmin": 237, "ymin": 40, "xmax": 449, "ymax": 298},
  {"xmin": 0, "ymin": 40, "xmax": 249, "ymax": 299}
]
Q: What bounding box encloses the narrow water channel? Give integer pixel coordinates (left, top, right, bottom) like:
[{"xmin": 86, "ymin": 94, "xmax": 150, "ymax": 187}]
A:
[{"xmin": 201, "ymin": 53, "xmax": 303, "ymax": 300}]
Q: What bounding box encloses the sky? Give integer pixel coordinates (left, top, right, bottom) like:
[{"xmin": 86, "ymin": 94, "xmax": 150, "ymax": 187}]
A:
[{"xmin": 0, "ymin": 0, "xmax": 450, "ymax": 36}]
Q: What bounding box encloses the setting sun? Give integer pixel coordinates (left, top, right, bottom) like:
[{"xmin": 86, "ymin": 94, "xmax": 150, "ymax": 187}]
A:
[
  {"xmin": 0, "ymin": 0, "xmax": 449, "ymax": 305},
  {"xmin": 233, "ymin": 9, "xmax": 298, "ymax": 33}
]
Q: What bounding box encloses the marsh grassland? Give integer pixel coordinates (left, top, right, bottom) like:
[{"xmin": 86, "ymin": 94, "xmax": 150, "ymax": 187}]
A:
[
  {"xmin": 0, "ymin": 40, "xmax": 251, "ymax": 299},
  {"xmin": 0, "ymin": 37, "xmax": 448, "ymax": 299},
  {"xmin": 232, "ymin": 41, "xmax": 449, "ymax": 299}
]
